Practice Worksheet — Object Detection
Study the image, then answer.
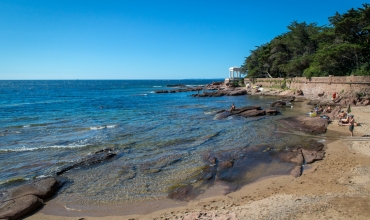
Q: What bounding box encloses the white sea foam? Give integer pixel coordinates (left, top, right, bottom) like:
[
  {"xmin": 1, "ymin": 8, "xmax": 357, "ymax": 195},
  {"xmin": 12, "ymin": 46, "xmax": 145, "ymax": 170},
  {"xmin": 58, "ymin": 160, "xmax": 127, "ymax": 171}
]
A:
[
  {"xmin": 90, "ymin": 126, "xmax": 106, "ymax": 130},
  {"xmin": 0, "ymin": 144, "xmax": 89, "ymax": 152},
  {"xmin": 23, "ymin": 125, "xmax": 30, "ymax": 128},
  {"xmin": 90, "ymin": 124, "xmax": 117, "ymax": 130},
  {"xmin": 64, "ymin": 205, "xmax": 81, "ymax": 211}
]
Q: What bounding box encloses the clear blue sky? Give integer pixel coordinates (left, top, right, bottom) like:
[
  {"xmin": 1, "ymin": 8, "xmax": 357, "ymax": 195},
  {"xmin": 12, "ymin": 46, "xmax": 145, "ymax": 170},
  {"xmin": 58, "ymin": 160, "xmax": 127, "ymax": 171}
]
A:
[{"xmin": 0, "ymin": 0, "xmax": 366, "ymax": 79}]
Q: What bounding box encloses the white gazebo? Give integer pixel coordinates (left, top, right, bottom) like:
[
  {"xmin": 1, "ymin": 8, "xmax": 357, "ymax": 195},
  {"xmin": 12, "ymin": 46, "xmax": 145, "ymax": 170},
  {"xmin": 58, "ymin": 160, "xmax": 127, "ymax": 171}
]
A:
[
  {"xmin": 228, "ymin": 66, "xmax": 242, "ymax": 79},
  {"xmin": 225, "ymin": 66, "xmax": 243, "ymax": 85}
]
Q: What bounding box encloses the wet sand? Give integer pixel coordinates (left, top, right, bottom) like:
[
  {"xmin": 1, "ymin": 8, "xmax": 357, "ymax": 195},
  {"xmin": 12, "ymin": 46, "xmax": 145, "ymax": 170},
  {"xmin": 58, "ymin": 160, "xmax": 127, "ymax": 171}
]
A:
[{"xmin": 27, "ymin": 106, "xmax": 370, "ymax": 220}]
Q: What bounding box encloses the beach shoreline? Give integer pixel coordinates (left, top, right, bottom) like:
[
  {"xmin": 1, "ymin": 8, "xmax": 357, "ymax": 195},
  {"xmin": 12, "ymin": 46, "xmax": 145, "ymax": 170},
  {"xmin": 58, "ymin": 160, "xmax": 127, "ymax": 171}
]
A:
[{"xmin": 25, "ymin": 103, "xmax": 370, "ymax": 219}]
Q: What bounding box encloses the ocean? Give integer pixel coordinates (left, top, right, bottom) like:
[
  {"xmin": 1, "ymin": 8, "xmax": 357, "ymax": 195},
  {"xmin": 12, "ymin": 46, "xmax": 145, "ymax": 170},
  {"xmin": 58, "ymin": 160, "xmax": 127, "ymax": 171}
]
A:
[{"xmin": 0, "ymin": 80, "xmax": 314, "ymax": 206}]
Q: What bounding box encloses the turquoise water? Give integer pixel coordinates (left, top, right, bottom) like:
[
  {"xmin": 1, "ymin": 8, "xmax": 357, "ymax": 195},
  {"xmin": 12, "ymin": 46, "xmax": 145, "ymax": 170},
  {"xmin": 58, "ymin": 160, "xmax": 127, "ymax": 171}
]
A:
[{"xmin": 0, "ymin": 80, "xmax": 312, "ymax": 205}]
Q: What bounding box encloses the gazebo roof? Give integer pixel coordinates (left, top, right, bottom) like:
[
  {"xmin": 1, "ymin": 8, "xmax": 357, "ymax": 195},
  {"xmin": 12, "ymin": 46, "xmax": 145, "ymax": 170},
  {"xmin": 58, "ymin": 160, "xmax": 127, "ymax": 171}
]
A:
[{"xmin": 229, "ymin": 67, "xmax": 241, "ymax": 71}]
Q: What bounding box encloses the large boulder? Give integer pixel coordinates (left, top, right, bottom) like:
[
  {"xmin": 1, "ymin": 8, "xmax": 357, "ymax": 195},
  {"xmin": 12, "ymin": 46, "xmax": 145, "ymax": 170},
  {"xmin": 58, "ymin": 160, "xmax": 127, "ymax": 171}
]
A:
[
  {"xmin": 239, "ymin": 109, "xmax": 266, "ymax": 117},
  {"xmin": 0, "ymin": 177, "xmax": 61, "ymax": 220},
  {"xmin": 214, "ymin": 106, "xmax": 278, "ymax": 120},
  {"xmin": 231, "ymin": 106, "xmax": 261, "ymax": 114},
  {"xmin": 0, "ymin": 195, "xmax": 43, "ymax": 220},
  {"xmin": 6, "ymin": 177, "xmax": 60, "ymax": 200},
  {"xmin": 214, "ymin": 110, "xmax": 233, "ymax": 119},
  {"xmin": 279, "ymin": 116, "xmax": 328, "ymax": 134},
  {"xmin": 302, "ymin": 149, "xmax": 325, "ymax": 164}
]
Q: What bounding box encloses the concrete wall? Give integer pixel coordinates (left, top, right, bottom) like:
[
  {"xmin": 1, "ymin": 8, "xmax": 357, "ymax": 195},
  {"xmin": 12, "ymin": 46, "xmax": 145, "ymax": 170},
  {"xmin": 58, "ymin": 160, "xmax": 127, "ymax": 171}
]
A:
[{"xmin": 244, "ymin": 76, "xmax": 370, "ymax": 98}]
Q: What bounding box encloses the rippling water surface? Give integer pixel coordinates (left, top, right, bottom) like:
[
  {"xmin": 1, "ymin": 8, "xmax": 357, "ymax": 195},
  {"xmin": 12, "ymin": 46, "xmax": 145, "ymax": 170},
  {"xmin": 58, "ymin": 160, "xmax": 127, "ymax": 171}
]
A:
[{"xmin": 0, "ymin": 80, "xmax": 315, "ymax": 205}]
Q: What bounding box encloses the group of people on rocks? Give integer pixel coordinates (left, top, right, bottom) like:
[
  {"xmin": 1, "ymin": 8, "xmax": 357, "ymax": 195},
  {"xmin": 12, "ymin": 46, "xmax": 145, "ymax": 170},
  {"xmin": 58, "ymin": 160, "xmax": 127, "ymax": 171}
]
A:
[{"xmin": 311, "ymin": 98, "xmax": 356, "ymax": 136}]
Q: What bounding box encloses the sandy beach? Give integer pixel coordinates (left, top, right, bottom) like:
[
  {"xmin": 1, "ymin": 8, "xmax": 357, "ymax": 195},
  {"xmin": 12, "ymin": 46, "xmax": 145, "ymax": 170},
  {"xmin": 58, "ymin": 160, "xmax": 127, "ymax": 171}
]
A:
[{"xmin": 25, "ymin": 105, "xmax": 370, "ymax": 220}]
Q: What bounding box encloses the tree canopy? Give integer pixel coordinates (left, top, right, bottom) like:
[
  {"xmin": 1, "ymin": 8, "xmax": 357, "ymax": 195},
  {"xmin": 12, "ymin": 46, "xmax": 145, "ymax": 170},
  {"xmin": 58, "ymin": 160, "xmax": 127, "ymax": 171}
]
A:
[{"xmin": 241, "ymin": 4, "xmax": 370, "ymax": 78}]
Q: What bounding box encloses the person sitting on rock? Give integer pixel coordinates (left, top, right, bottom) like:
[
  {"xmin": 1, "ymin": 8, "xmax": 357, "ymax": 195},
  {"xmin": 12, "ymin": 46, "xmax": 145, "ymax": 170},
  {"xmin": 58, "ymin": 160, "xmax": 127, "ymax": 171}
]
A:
[
  {"xmin": 314, "ymin": 105, "xmax": 319, "ymax": 114},
  {"xmin": 323, "ymin": 105, "xmax": 332, "ymax": 113},
  {"xmin": 229, "ymin": 103, "xmax": 236, "ymax": 112},
  {"xmin": 338, "ymin": 111, "xmax": 347, "ymax": 120},
  {"xmin": 318, "ymin": 106, "xmax": 323, "ymax": 113},
  {"xmin": 339, "ymin": 113, "xmax": 350, "ymax": 125}
]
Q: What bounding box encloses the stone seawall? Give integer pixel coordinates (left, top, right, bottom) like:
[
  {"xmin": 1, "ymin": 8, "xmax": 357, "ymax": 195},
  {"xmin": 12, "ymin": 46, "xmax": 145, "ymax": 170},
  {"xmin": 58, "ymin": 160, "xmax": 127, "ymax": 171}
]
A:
[{"xmin": 245, "ymin": 76, "xmax": 370, "ymax": 98}]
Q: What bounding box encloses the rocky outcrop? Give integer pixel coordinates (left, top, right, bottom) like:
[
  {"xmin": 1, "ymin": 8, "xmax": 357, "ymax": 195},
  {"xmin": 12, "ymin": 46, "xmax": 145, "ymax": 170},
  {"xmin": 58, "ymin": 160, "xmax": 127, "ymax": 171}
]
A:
[
  {"xmin": 154, "ymin": 86, "xmax": 203, "ymax": 93},
  {"xmin": 279, "ymin": 116, "xmax": 328, "ymax": 134},
  {"xmin": 0, "ymin": 177, "xmax": 61, "ymax": 220},
  {"xmin": 239, "ymin": 109, "xmax": 266, "ymax": 117},
  {"xmin": 168, "ymin": 140, "xmax": 325, "ymax": 200},
  {"xmin": 192, "ymin": 89, "xmax": 247, "ymax": 97},
  {"xmin": 270, "ymin": 101, "xmax": 287, "ymax": 108},
  {"xmin": 301, "ymin": 149, "xmax": 325, "ymax": 164},
  {"xmin": 265, "ymin": 108, "xmax": 279, "ymax": 115},
  {"xmin": 278, "ymin": 148, "xmax": 304, "ymax": 164},
  {"xmin": 214, "ymin": 106, "xmax": 279, "ymax": 119},
  {"xmin": 56, "ymin": 148, "xmax": 116, "ymax": 175}
]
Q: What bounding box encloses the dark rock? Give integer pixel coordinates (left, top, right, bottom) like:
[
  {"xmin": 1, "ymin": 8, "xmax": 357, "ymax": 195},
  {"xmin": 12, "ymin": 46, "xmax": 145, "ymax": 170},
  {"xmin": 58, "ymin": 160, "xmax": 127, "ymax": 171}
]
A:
[
  {"xmin": 219, "ymin": 161, "xmax": 234, "ymax": 169},
  {"xmin": 231, "ymin": 106, "xmax": 262, "ymax": 114},
  {"xmin": 290, "ymin": 166, "xmax": 302, "ymax": 178},
  {"xmin": 265, "ymin": 108, "xmax": 279, "ymax": 115},
  {"xmin": 168, "ymin": 185, "xmax": 194, "ymax": 201},
  {"xmin": 167, "ymin": 84, "xmax": 185, "ymax": 87},
  {"xmin": 278, "ymin": 148, "xmax": 303, "ymax": 165},
  {"xmin": 301, "ymin": 140, "xmax": 324, "ymax": 151},
  {"xmin": 211, "ymin": 82, "xmax": 223, "ymax": 85},
  {"xmin": 302, "ymin": 149, "xmax": 325, "ymax": 164},
  {"xmin": 154, "ymin": 90, "xmax": 169, "ymax": 93},
  {"xmin": 214, "ymin": 111, "xmax": 232, "ymax": 119},
  {"xmin": 7, "ymin": 177, "xmax": 60, "ymax": 200},
  {"xmin": 0, "ymin": 195, "xmax": 43, "ymax": 220},
  {"xmin": 270, "ymin": 101, "xmax": 287, "ymax": 108},
  {"xmin": 280, "ymin": 96, "xmax": 295, "ymax": 102},
  {"xmin": 239, "ymin": 109, "xmax": 266, "ymax": 118},
  {"xmin": 56, "ymin": 148, "xmax": 116, "ymax": 175},
  {"xmin": 140, "ymin": 154, "xmax": 183, "ymax": 174},
  {"xmin": 279, "ymin": 116, "xmax": 328, "ymax": 134},
  {"xmin": 192, "ymin": 89, "xmax": 247, "ymax": 97},
  {"xmin": 0, "ymin": 177, "xmax": 61, "ymax": 220}
]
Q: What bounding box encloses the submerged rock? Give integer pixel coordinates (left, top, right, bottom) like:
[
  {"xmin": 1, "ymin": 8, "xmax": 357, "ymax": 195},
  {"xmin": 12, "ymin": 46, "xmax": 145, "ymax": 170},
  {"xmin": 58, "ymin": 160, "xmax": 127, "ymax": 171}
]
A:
[
  {"xmin": 56, "ymin": 148, "xmax": 116, "ymax": 175},
  {"xmin": 270, "ymin": 100, "xmax": 287, "ymax": 108},
  {"xmin": 0, "ymin": 177, "xmax": 61, "ymax": 220}
]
